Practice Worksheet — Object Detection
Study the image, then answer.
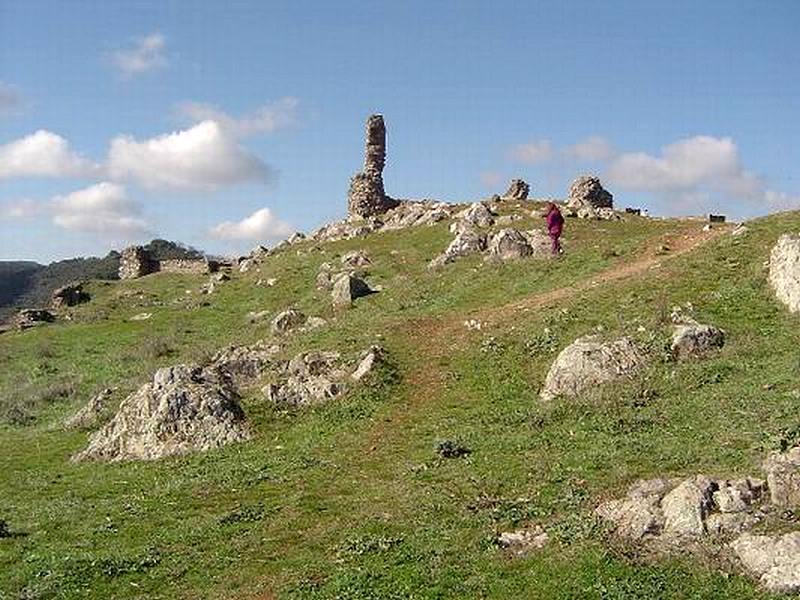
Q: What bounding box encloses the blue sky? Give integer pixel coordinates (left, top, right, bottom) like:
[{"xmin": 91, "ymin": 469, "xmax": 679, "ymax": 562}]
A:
[{"xmin": 1, "ymin": 0, "xmax": 799, "ymax": 262}]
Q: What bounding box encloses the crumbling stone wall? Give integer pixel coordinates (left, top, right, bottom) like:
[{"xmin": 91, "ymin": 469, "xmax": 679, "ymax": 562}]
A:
[
  {"xmin": 119, "ymin": 246, "xmax": 158, "ymax": 280},
  {"xmin": 159, "ymin": 259, "xmax": 211, "ymax": 275},
  {"xmin": 347, "ymin": 114, "xmax": 399, "ymax": 219}
]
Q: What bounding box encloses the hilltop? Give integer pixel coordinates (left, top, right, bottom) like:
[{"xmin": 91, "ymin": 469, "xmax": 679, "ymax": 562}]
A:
[{"xmin": 2, "ymin": 188, "xmax": 800, "ymax": 598}]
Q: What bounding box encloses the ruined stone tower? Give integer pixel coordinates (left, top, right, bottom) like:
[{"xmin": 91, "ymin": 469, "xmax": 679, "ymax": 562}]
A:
[{"xmin": 347, "ymin": 114, "xmax": 399, "ymax": 219}]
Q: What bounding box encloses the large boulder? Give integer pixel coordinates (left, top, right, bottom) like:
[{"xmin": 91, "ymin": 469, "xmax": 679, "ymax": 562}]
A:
[
  {"xmin": 661, "ymin": 476, "xmax": 716, "ymax": 537},
  {"xmin": 331, "ymin": 273, "xmax": 374, "ymax": 309},
  {"xmin": 455, "ymin": 202, "xmax": 496, "ymax": 228},
  {"xmin": 540, "ymin": 336, "xmax": 645, "ymax": 400},
  {"xmin": 567, "ymin": 175, "xmax": 613, "ymax": 209},
  {"xmin": 429, "ymin": 228, "xmax": 487, "ymax": 268},
  {"xmin": 731, "ymin": 532, "xmax": 800, "ymax": 593},
  {"xmin": 72, "ymin": 365, "xmax": 250, "ymax": 462},
  {"xmin": 595, "ymin": 479, "xmax": 673, "ymax": 540},
  {"xmin": 769, "ymin": 234, "xmax": 800, "ymax": 313},
  {"xmin": 486, "ymin": 229, "xmax": 533, "ymax": 261},
  {"xmin": 763, "ymin": 445, "xmax": 800, "ymax": 507},
  {"xmin": 671, "ymin": 323, "xmax": 725, "ymax": 360}
]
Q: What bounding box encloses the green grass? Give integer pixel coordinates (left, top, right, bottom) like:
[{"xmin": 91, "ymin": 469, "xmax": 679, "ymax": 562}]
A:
[{"xmin": 1, "ymin": 207, "xmax": 799, "ymax": 599}]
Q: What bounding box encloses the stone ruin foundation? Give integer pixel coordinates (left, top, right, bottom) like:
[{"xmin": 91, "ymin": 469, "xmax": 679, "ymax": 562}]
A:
[
  {"xmin": 118, "ymin": 246, "xmax": 219, "ymax": 280},
  {"xmin": 347, "ymin": 114, "xmax": 399, "ymax": 219}
]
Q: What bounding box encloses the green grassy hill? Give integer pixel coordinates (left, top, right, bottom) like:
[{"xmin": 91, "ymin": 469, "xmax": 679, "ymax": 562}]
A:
[{"xmin": 1, "ymin": 202, "xmax": 799, "ymax": 599}]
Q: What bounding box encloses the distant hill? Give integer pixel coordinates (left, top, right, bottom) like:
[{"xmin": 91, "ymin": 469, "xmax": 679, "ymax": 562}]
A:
[{"xmin": 0, "ymin": 240, "xmax": 204, "ymax": 321}]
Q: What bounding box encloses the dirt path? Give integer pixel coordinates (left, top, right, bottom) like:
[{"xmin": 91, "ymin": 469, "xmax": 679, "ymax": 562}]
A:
[{"xmin": 364, "ymin": 224, "xmax": 729, "ymax": 449}]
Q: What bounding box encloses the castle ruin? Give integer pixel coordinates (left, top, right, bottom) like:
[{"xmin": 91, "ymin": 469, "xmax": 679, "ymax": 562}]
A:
[{"xmin": 347, "ymin": 114, "xmax": 399, "ymax": 219}]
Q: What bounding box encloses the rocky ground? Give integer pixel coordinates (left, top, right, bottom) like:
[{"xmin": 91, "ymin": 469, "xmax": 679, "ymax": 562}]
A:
[{"xmin": 2, "ymin": 196, "xmax": 800, "ymax": 599}]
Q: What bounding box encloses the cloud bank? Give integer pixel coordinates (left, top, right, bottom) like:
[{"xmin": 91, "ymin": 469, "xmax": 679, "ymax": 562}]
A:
[
  {"xmin": 2, "ymin": 182, "xmax": 148, "ymax": 235},
  {"xmin": 108, "ymin": 120, "xmax": 273, "ymax": 191}
]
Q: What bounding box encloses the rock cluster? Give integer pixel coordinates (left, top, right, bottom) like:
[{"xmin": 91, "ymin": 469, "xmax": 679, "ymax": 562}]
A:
[
  {"xmin": 597, "ymin": 476, "xmax": 767, "ymax": 542},
  {"xmin": 347, "ymin": 115, "xmax": 399, "ymax": 218},
  {"xmin": 264, "ymin": 345, "xmax": 385, "ymax": 407},
  {"xmin": 51, "ymin": 283, "xmax": 90, "ymax": 310},
  {"xmin": 769, "ymin": 233, "xmax": 800, "ymax": 313},
  {"xmin": 15, "ymin": 308, "xmax": 55, "ymax": 330},
  {"xmin": 502, "ymin": 179, "xmax": 530, "ymax": 201},
  {"xmin": 540, "ymin": 336, "xmax": 645, "ymax": 401},
  {"xmin": 596, "ymin": 443, "xmax": 800, "ymax": 593},
  {"xmin": 310, "ymin": 201, "xmax": 452, "ymax": 244},
  {"xmin": 210, "ymin": 341, "xmax": 280, "ymax": 386},
  {"xmin": 73, "ymin": 365, "xmax": 250, "ymax": 462}
]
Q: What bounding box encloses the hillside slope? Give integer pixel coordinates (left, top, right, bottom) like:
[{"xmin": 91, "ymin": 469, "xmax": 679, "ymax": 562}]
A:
[{"xmin": 1, "ymin": 202, "xmax": 799, "ymax": 599}]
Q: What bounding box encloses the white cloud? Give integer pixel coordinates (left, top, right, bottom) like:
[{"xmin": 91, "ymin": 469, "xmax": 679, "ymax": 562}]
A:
[
  {"xmin": 606, "ymin": 135, "xmax": 799, "ymax": 211},
  {"xmin": 51, "ymin": 182, "xmax": 147, "ymax": 234},
  {"xmin": 0, "ymin": 82, "xmax": 23, "ymax": 117},
  {"xmin": 0, "ymin": 130, "xmax": 100, "ymax": 179},
  {"xmin": 108, "ymin": 120, "xmax": 273, "ymax": 191},
  {"xmin": 209, "ymin": 207, "xmax": 293, "ymax": 241},
  {"xmin": 509, "ymin": 140, "xmax": 553, "ymax": 164},
  {"xmin": 111, "ymin": 32, "xmax": 168, "ymax": 76},
  {"xmin": 2, "ymin": 182, "xmax": 148, "ymax": 235},
  {"xmin": 565, "ymin": 136, "xmax": 616, "ymax": 162},
  {"xmin": 178, "ymin": 97, "xmax": 300, "ymax": 137}
]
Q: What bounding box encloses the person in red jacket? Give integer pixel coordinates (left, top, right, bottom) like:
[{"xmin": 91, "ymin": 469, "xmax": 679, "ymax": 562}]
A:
[{"xmin": 543, "ymin": 202, "xmax": 564, "ymax": 255}]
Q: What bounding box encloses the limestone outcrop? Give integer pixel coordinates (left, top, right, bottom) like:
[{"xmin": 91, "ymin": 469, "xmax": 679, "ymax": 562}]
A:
[
  {"xmin": 73, "ymin": 365, "xmax": 250, "ymax": 462},
  {"xmin": 769, "ymin": 234, "xmax": 800, "ymax": 313}
]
